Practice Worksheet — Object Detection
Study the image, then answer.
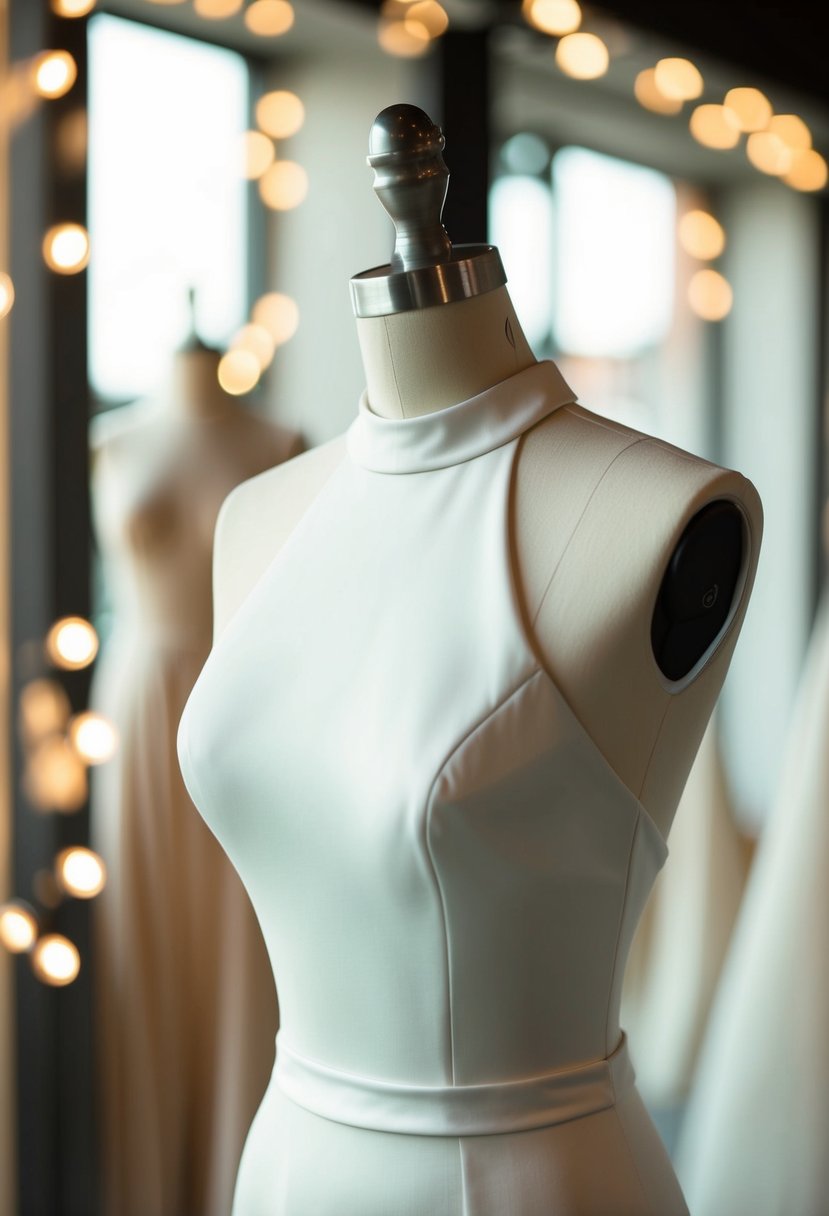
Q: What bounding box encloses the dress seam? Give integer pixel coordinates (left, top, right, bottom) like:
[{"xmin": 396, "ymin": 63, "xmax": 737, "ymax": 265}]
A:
[{"xmin": 603, "ymin": 813, "xmax": 640, "ymax": 1056}]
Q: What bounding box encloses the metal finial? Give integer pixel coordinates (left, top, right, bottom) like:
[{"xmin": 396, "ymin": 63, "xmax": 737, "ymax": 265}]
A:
[{"xmin": 350, "ymin": 102, "xmax": 506, "ymax": 319}]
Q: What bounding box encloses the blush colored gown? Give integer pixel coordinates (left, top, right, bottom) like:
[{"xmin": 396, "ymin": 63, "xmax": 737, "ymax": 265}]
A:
[{"xmin": 177, "ymin": 361, "xmax": 690, "ymax": 1214}]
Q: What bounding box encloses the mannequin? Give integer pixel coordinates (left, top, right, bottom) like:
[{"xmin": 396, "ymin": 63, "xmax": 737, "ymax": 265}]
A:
[
  {"xmin": 178, "ymin": 106, "xmax": 763, "ymax": 1214},
  {"xmin": 89, "ymin": 334, "xmax": 301, "ymax": 1216}
]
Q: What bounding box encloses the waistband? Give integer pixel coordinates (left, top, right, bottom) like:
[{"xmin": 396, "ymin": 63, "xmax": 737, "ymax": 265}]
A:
[{"xmin": 272, "ymin": 1031, "xmax": 634, "ymax": 1137}]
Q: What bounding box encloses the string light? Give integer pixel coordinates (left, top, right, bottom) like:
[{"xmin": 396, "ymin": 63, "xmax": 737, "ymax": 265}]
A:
[
  {"xmin": 555, "ymin": 33, "xmax": 609, "ymax": 81},
  {"xmin": 218, "ymin": 350, "xmax": 260, "ymax": 395},
  {"xmin": 55, "ymin": 847, "xmax": 106, "ymax": 898},
  {"xmin": 31, "ymin": 934, "xmax": 80, "ymax": 986},
  {"xmin": 244, "ymin": 0, "xmax": 294, "ymax": 36},
  {"xmin": 34, "ymin": 51, "xmax": 77, "ymax": 100},
  {"xmin": 633, "ymin": 68, "xmax": 682, "ymax": 116},
  {"xmin": 45, "ymin": 615, "xmax": 98, "ymax": 669},
  {"xmin": 251, "ymin": 292, "xmax": 299, "ymax": 345},
  {"xmin": 19, "ymin": 678, "xmax": 71, "ymax": 745},
  {"xmin": 144, "ymin": 0, "xmax": 188, "ymax": 6},
  {"xmin": 255, "ymin": 90, "xmax": 304, "ymax": 140},
  {"xmin": 0, "ymin": 272, "xmax": 13, "ymax": 319},
  {"xmin": 258, "ymin": 160, "xmax": 308, "ymax": 210},
  {"xmin": 69, "ymin": 711, "xmax": 118, "ymax": 765},
  {"xmin": 51, "ymin": 0, "xmax": 96, "ymax": 14},
  {"xmin": 378, "ymin": 18, "xmax": 431, "ymax": 56},
  {"xmin": 689, "ymin": 104, "xmax": 740, "ymax": 150},
  {"xmin": 0, "ymin": 901, "xmax": 38, "ymax": 953},
  {"xmin": 42, "ymin": 223, "xmax": 90, "ymax": 274},
  {"xmin": 242, "ymin": 131, "xmax": 275, "ymax": 180},
  {"xmin": 653, "ymin": 57, "xmax": 703, "ymax": 102},
  {"xmin": 723, "ymin": 87, "xmax": 772, "ymax": 133},
  {"xmin": 678, "ymin": 210, "xmax": 726, "ymax": 260},
  {"xmin": 783, "ymin": 149, "xmax": 828, "ymax": 192},
  {"xmin": 521, "ymin": 0, "xmax": 581, "ymax": 36},
  {"xmin": 231, "ymin": 323, "xmax": 276, "ymax": 370},
  {"xmin": 769, "ymin": 114, "xmax": 811, "ymax": 151},
  {"xmin": 23, "ymin": 736, "xmax": 88, "ymax": 812},
  {"xmin": 404, "ymin": 0, "xmax": 448, "ymax": 37},
  {"xmin": 194, "ymin": 0, "xmax": 243, "ymax": 15},
  {"xmin": 746, "ymin": 130, "xmax": 793, "ymax": 176},
  {"xmin": 688, "ymin": 268, "xmax": 733, "ymax": 321}
]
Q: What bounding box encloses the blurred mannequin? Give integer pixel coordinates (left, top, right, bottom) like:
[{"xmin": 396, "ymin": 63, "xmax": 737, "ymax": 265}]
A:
[
  {"xmin": 89, "ymin": 332, "xmax": 301, "ymax": 1216},
  {"xmin": 621, "ymin": 713, "xmax": 749, "ymax": 1124},
  {"xmin": 677, "ymin": 572, "xmax": 829, "ymax": 1215}
]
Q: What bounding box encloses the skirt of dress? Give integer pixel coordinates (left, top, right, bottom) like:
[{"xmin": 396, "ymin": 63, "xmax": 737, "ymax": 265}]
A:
[{"xmin": 90, "ymin": 629, "xmax": 279, "ymax": 1216}]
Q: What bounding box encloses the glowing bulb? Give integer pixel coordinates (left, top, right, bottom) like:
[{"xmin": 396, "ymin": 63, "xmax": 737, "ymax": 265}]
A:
[
  {"xmin": 51, "ymin": 0, "xmax": 96, "ymax": 16},
  {"xmin": 555, "ymin": 33, "xmax": 609, "ymax": 81},
  {"xmin": 252, "ymin": 292, "xmax": 299, "ymax": 345},
  {"xmin": 231, "ymin": 323, "xmax": 276, "ymax": 370},
  {"xmin": 723, "ymin": 87, "xmax": 772, "ymax": 133},
  {"xmin": 56, "ymin": 847, "xmax": 106, "ymax": 898},
  {"xmin": 19, "ymin": 678, "xmax": 71, "ymax": 743},
  {"xmin": 768, "ymin": 114, "xmax": 811, "ymax": 151},
  {"xmin": 378, "ymin": 18, "xmax": 431, "ymax": 57},
  {"xmin": 34, "ymin": 51, "xmax": 77, "ymax": 100},
  {"xmin": 69, "ymin": 711, "xmax": 118, "ymax": 764},
  {"xmin": 783, "ymin": 148, "xmax": 828, "ymax": 192},
  {"xmin": 24, "ymin": 737, "xmax": 88, "ymax": 811},
  {"xmin": 521, "ymin": 0, "xmax": 581, "ymax": 35},
  {"xmin": 633, "ymin": 68, "xmax": 682, "ymax": 115},
  {"xmin": 218, "ymin": 350, "xmax": 260, "ymax": 395},
  {"xmin": 242, "ymin": 131, "xmax": 275, "ymax": 179},
  {"xmin": 255, "ymin": 90, "xmax": 305, "ymax": 140},
  {"xmin": 746, "ymin": 130, "xmax": 793, "ymax": 176},
  {"xmin": 45, "ymin": 616, "xmax": 98, "ymax": 669},
  {"xmin": 32, "ymin": 934, "xmax": 80, "ymax": 985},
  {"xmin": 653, "ymin": 57, "xmax": 703, "ymax": 102},
  {"xmin": 245, "ymin": 0, "xmax": 294, "ymax": 36},
  {"xmin": 405, "ymin": 0, "xmax": 448, "ymax": 37},
  {"xmin": 0, "ymin": 901, "xmax": 38, "ymax": 953},
  {"xmin": 194, "ymin": 0, "xmax": 243, "ymax": 15},
  {"xmin": 678, "ymin": 210, "xmax": 726, "ymax": 260},
  {"xmin": 42, "ymin": 223, "xmax": 90, "ymax": 274},
  {"xmin": 689, "ymin": 104, "xmax": 740, "ymax": 150},
  {"xmin": 0, "ymin": 272, "xmax": 14, "ymax": 319},
  {"xmin": 258, "ymin": 160, "xmax": 308, "ymax": 210},
  {"xmin": 688, "ymin": 269, "xmax": 733, "ymax": 321}
]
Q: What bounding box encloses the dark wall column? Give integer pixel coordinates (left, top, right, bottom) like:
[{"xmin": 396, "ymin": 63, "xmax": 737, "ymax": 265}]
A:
[{"xmin": 433, "ymin": 26, "xmax": 491, "ymax": 245}]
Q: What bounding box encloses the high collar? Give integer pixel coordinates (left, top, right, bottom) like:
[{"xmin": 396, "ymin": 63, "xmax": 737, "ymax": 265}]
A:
[{"xmin": 345, "ymin": 360, "xmax": 578, "ymax": 474}]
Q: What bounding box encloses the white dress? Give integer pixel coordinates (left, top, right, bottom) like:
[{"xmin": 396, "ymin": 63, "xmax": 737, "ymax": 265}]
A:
[
  {"xmin": 177, "ymin": 360, "xmax": 688, "ymax": 1215},
  {"xmin": 676, "ymin": 588, "xmax": 829, "ymax": 1216}
]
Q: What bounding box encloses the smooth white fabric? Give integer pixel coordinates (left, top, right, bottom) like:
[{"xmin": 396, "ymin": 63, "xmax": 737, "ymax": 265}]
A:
[
  {"xmin": 676, "ymin": 587, "xmax": 829, "ymax": 1215},
  {"xmin": 177, "ymin": 360, "xmax": 689, "ymax": 1215}
]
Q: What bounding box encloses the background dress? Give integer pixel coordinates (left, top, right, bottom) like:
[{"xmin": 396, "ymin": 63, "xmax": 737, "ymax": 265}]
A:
[{"xmin": 89, "ymin": 389, "xmax": 300, "ymax": 1216}]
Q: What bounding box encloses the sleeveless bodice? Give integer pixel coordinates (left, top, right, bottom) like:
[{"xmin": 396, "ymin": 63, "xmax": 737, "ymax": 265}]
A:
[{"xmin": 177, "ymin": 360, "xmax": 683, "ymax": 1215}]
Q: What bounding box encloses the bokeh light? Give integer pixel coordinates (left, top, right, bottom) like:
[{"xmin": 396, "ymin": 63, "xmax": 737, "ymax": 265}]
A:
[
  {"xmin": 689, "ymin": 104, "xmax": 740, "ymax": 150},
  {"xmin": 42, "ymin": 223, "xmax": 90, "ymax": 273},
  {"xmin": 678, "ymin": 210, "xmax": 726, "ymax": 261},
  {"xmin": 69, "ymin": 711, "xmax": 119, "ymax": 764},
  {"xmin": 783, "ymin": 149, "xmax": 828, "ymax": 192},
  {"xmin": 688, "ymin": 268, "xmax": 733, "ymax": 321},
  {"xmin": 34, "ymin": 50, "xmax": 78, "ymax": 100},
  {"xmin": 404, "ymin": 0, "xmax": 448, "ymax": 37},
  {"xmin": 23, "ymin": 736, "xmax": 88, "ymax": 812},
  {"xmin": 723, "ymin": 87, "xmax": 772, "ymax": 133},
  {"xmin": 55, "ymin": 847, "xmax": 107, "ymax": 898},
  {"xmin": 521, "ymin": 0, "xmax": 581, "ymax": 36},
  {"xmin": 218, "ymin": 349, "xmax": 261, "ymax": 395},
  {"xmin": 252, "ymin": 292, "xmax": 299, "ymax": 345},
  {"xmin": 231, "ymin": 323, "xmax": 276, "ymax": 370},
  {"xmin": 194, "ymin": 0, "xmax": 243, "ymax": 15},
  {"xmin": 19, "ymin": 678, "xmax": 71, "ymax": 744},
  {"xmin": 633, "ymin": 68, "xmax": 682, "ymax": 116},
  {"xmin": 45, "ymin": 615, "xmax": 99, "ymax": 669},
  {"xmin": 555, "ymin": 33, "xmax": 609, "ymax": 81},
  {"xmin": 0, "ymin": 272, "xmax": 14, "ymax": 319},
  {"xmin": 244, "ymin": 0, "xmax": 294, "ymax": 36},
  {"xmin": 241, "ymin": 130, "xmax": 275, "ymax": 179},
  {"xmin": 378, "ymin": 17, "xmax": 431, "ymax": 56},
  {"xmin": 746, "ymin": 130, "xmax": 794, "ymax": 176},
  {"xmin": 0, "ymin": 901, "xmax": 38, "ymax": 953},
  {"xmin": 768, "ymin": 114, "xmax": 811, "ymax": 151},
  {"xmin": 31, "ymin": 934, "xmax": 81, "ymax": 986},
  {"xmin": 653, "ymin": 57, "xmax": 703, "ymax": 102},
  {"xmin": 501, "ymin": 132, "xmax": 550, "ymax": 175},
  {"xmin": 258, "ymin": 160, "xmax": 309, "ymax": 210},
  {"xmin": 255, "ymin": 90, "xmax": 304, "ymax": 140},
  {"xmin": 52, "ymin": 0, "xmax": 96, "ymax": 14}
]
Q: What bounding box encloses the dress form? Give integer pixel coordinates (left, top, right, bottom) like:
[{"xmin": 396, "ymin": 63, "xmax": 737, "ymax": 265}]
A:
[{"xmin": 89, "ymin": 341, "xmax": 301, "ymax": 1216}]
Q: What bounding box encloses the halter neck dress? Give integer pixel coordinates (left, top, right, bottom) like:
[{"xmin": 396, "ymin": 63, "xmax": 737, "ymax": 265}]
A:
[{"xmin": 177, "ymin": 359, "xmax": 689, "ymax": 1215}]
